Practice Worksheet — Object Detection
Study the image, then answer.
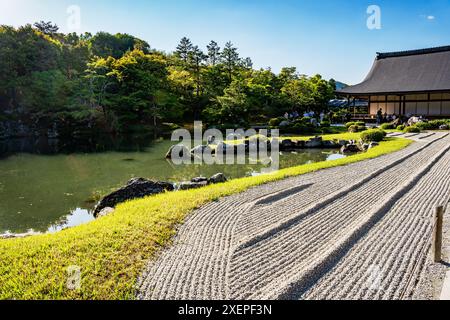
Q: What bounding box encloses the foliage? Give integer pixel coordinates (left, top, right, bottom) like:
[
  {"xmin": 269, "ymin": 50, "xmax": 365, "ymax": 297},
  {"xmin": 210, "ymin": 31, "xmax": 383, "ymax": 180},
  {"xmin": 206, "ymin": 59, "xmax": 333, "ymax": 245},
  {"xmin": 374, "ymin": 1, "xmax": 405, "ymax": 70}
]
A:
[
  {"xmin": 345, "ymin": 121, "xmax": 365, "ymax": 129},
  {"xmin": 360, "ymin": 129, "xmax": 386, "ymax": 142},
  {"xmin": 348, "ymin": 125, "xmax": 366, "ymax": 133},
  {"xmin": 380, "ymin": 123, "xmax": 395, "ymax": 130},
  {"xmin": 396, "ymin": 125, "xmax": 406, "ymax": 131},
  {"xmin": 0, "ymin": 23, "xmax": 336, "ymax": 135},
  {"xmin": 404, "ymin": 126, "xmax": 421, "ymax": 133}
]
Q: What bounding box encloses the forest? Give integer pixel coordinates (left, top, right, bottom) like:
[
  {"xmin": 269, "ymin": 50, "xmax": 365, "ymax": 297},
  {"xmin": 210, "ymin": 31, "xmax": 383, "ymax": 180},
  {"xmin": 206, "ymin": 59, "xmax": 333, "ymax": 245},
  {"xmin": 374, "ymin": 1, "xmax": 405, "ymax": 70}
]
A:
[{"xmin": 0, "ymin": 22, "xmax": 337, "ymax": 137}]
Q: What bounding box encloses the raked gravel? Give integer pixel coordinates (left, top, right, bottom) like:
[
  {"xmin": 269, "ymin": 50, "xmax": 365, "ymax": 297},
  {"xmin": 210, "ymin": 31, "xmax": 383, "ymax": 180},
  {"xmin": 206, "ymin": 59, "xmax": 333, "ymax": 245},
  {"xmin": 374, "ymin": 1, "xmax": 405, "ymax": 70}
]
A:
[{"xmin": 137, "ymin": 132, "xmax": 450, "ymax": 300}]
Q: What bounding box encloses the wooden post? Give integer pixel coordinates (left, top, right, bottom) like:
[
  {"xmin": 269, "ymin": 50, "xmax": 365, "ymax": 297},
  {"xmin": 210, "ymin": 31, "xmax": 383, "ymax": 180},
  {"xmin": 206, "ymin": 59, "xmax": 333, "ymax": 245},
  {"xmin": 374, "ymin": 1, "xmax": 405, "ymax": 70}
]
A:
[{"xmin": 433, "ymin": 206, "xmax": 444, "ymax": 263}]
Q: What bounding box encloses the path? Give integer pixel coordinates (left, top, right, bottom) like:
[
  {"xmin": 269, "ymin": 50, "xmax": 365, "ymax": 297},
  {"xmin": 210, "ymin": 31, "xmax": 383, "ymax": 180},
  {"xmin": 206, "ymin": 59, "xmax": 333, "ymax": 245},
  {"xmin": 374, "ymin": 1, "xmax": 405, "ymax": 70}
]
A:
[{"xmin": 138, "ymin": 132, "xmax": 450, "ymax": 300}]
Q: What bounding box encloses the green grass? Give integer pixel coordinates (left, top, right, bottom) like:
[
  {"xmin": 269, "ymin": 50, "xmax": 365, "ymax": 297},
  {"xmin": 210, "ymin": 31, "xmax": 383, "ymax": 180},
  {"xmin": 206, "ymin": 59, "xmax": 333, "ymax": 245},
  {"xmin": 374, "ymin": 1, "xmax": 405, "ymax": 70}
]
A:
[{"xmin": 0, "ymin": 135, "xmax": 412, "ymax": 300}]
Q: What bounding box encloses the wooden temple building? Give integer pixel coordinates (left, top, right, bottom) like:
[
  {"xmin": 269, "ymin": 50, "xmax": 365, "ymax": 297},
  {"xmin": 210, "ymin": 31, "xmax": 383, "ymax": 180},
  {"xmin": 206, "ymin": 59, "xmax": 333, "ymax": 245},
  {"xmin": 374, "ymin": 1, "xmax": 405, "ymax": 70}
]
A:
[{"xmin": 337, "ymin": 46, "xmax": 450, "ymax": 118}]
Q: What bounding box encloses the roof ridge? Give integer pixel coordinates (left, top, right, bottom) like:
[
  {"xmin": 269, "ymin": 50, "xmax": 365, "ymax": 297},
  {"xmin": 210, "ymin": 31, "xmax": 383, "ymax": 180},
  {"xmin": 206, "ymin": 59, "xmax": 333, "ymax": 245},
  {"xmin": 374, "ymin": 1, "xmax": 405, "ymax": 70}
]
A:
[{"xmin": 376, "ymin": 45, "xmax": 450, "ymax": 60}]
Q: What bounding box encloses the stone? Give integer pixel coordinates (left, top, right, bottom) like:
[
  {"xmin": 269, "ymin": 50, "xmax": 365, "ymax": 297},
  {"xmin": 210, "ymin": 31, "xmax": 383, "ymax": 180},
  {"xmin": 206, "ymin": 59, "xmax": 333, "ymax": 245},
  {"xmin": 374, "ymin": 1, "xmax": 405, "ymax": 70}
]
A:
[
  {"xmin": 94, "ymin": 178, "xmax": 174, "ymax": 216},
  {"xmin": 338, "ymin": 140, "xmax": 349, "ymax": 146},
  {"xmin": 208, "ymin": 173, "xmax": 228, "ymax": 184},
  {"xmin": 215, "ymin": 142, "xmax": 232, "ymax": 154},
  {"xmin": 96, "ymin": 207, "xmax": 115, "ymax": 218},
  {"xmin": 191, "ymin": 176, "xmax": 208, "ymax": 183},
  {"xmin": 439, "ymin": 125, "xmax": 449, "ymax": 130},
  {"xmin": 0, "ymin": 231, "xmax": 41, "ymax": 239},
  {"xmin": 322, "ymin": 140, "xmax": 339, "ymax": 148},
  {"xmin": 369, "ymin": 142, "xmax": 380, "ymax": 149},
  {"xmin": 280, "ymin": 139, "xmax": 295, "ymax": 151},
  {"xmin": 178, "ymin": 182, "xmax": 208, "ymax": 190},
  {"xmin": 166, "ymin": 144, "xmax": 191, "ymax": 160},
  {"xmin": 279, "ymin": 121, "xmax": 290, "ymax": 127},
  {"xmin": 341, "ymin": 144, "xmax": 361, "ymax": 153},
  {"xmin": 305, "ymin": 136, "xmax": 323, "ymax": 148},
  {"xmin": 191, "ymin": 145, "xmax": 212, "ymax": 156}
]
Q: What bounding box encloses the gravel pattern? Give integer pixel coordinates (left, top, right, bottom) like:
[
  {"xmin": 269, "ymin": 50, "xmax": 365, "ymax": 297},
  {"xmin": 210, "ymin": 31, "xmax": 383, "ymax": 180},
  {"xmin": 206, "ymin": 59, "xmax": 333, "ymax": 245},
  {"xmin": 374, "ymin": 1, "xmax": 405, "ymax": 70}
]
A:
[{"xmin": 137, "ymin": 132, "xmax": 450, "ymax": 300}]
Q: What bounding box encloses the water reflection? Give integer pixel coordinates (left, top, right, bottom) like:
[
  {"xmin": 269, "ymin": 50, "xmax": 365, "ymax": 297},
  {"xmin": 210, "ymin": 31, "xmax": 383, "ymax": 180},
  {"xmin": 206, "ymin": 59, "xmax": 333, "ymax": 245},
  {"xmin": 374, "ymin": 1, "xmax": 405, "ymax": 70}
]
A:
[{"xmin": 0, "ymin": 136, "xmax": 347, "ymax": 235}]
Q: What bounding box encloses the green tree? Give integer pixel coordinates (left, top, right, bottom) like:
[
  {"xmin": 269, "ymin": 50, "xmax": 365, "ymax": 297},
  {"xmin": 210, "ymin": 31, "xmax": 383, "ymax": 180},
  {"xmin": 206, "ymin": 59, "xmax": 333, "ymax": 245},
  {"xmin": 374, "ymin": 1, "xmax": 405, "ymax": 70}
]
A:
[
  {"xmin": 206, "ymin": 40, "xmax": 221, "ymax": 66},
  {"xmin": 175, "ymin": 37, "xmax": 193, "ymax": 64},
  {"xmin": 33, "ymin": 21, "xmax": 59, "ymax": 35},
  {"xmin": 221, "ymin": 41, "xmax": 240, "ymax": 82}
]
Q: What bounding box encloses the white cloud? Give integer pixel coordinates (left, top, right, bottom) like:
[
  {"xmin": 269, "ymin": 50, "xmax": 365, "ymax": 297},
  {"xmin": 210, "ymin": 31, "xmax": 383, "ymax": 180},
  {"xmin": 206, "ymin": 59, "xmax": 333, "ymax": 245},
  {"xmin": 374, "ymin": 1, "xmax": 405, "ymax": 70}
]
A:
[{"xmin": 426, "ymin": 15, "xmax": 436, "ymax": 20}]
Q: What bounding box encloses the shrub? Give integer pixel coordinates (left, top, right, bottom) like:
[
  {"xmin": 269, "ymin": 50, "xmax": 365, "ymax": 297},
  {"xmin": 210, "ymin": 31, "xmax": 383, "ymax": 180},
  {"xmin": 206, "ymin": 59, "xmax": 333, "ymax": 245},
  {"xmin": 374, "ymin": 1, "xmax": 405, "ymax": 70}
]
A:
[
  {"xmin": 346, "ymin": 121, "xmax": 365, "ymax": 129},
  {"xmin": 269, "ymin": 117, "xmax": 283, "ymax": 127},
  {"xmin": 320, "ymin": 121, "xmax": 331, "ymax": 127},
  {"xmin": 404, "ymin": 126, "xmax": 421, "ymax": 133},
  {"xmin": 396, "ymin": 125, "xmax": 406, "ymax": 131},
  {"xmin": 348, "ymin": 125, "xmax": 367, "ymax": 133},
  {"xmin": 361, "ymin": 129, "xmax": 386, "ymax": 142},
  {"xmin": 301, "ymin": 117, "xmax": 312, "ymax": 124},
  {"xmin": 415, "ymin": 120, "xmax": 450, "ymax": 130},
  {"xmin": 380, "ymin": 123, "xmax": 395, "ymax": 130}
]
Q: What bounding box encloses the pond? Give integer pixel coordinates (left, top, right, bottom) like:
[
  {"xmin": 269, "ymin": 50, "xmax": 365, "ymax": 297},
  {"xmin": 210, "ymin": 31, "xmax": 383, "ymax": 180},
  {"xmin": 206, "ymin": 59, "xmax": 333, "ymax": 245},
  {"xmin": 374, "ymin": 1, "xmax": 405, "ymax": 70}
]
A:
[{"xmin": 0, "ymin": 136, "xmax": 347, "ymax": 235}]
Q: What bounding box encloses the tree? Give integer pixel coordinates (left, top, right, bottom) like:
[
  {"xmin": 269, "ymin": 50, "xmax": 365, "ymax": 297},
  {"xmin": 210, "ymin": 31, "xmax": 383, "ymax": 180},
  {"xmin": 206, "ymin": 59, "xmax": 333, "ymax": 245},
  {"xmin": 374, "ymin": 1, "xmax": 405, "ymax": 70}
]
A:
[
  {"xmin": 206, "ymin": 41, "xmax": 221, "ymax": 66},
  {"xmin": 33, "ymin": 21, "xmax": 59, "ymax": 35},
  {"xmin": 89, "ymin": 32, "xmax": 150, "ymax": 58},
  {"xmin": 221, "ymin": 41, "xmax": 240, "ymax": 82},
  {"xmin": 175, "ymin": 37, "xmax": 193, "ymax": 64},
  {"xmin": 241, "ymin": 57, "xmax": 253, "ymax": 69}
]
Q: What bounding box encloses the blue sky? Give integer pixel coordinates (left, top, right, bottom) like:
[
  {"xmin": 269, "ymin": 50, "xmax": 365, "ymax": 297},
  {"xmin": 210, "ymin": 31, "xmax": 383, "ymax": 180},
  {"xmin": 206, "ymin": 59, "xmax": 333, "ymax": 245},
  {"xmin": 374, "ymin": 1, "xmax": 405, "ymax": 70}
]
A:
[{"xmin": 1, "ymin": 0, "xmax": 450, "ymax": 84}]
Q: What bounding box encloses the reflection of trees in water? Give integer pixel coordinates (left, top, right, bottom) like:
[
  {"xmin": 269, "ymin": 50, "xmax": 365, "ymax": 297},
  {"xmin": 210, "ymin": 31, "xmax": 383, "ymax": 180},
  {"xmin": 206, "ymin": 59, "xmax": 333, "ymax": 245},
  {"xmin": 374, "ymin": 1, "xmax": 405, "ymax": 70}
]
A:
[{"xmin": 0, "ymin": 134, "xmax": 160, "ymax": 157}]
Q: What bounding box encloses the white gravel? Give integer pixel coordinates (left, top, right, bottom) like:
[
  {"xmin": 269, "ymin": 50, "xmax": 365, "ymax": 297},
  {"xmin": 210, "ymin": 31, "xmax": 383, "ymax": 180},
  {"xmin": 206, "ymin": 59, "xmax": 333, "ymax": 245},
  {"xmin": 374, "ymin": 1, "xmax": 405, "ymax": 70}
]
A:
[{"xmin": 137, "ymin": 132, "xmax": 450, "ymax": 300}]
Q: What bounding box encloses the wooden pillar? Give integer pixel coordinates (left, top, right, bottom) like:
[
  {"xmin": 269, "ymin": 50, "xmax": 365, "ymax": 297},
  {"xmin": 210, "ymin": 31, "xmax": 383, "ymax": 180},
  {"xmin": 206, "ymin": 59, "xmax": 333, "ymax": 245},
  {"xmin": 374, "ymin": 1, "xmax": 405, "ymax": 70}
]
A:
[{"xmin": 432, "ymin": 206, "xmax": 444, "ymax": 263}]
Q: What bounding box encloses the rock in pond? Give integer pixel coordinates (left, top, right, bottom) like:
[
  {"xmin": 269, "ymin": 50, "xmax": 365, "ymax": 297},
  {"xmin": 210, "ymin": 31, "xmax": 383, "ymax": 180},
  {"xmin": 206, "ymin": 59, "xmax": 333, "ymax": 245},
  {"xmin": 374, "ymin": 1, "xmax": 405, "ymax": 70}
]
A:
[
  {"xmin": 178, "ymin": 181, "xmax": 208, "ymax": 190},
  {"xmin": 341, "ymin": 144, "xmax": 361, "ymax": 153},
  {"xmin": 166, "ymin": 144, "xmax": 191, "ymax": 160},
  {"xmin": 208, "ymin": 173, "xmax": 228, "ymax": 184},
  {"xmin": 97, "ymin": 207, "xmax": 115, "ymax": 218},
  {"xmin": 191, "ymin": 176, "xmax": 209, "ymax": 183},
  {"xmin": 322, "ymin": 140, "xmax": 339, "ymax": 148},
  {"xmin": 305, "ymin": 136, "xmax": 323, "ymax": 148},
  {"xmin": 280, "ymin": 139, "xmax": 296, "ymax": 151},
  {"xmin": 191, "ymin": 145, "xmax": 212, "ymax": 155},
  {"xmin": 94, "ymin": 178, "xmax": 174, "ymax": 216}
]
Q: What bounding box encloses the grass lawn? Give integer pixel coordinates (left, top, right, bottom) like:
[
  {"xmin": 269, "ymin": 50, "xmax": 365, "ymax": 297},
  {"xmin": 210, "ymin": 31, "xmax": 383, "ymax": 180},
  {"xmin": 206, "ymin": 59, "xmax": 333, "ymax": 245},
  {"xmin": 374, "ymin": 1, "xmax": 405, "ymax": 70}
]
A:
[{"xmin": 0, "ymin": 134, "xmax": 412, "ymax": 300}]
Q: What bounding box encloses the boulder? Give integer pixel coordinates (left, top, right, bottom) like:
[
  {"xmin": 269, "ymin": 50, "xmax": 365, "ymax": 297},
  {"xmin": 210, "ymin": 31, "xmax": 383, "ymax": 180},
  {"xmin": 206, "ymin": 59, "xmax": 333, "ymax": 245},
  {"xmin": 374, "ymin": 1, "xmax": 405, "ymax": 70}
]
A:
[
  {"xmin": 191, "ymin": 176, "xmax": 208, "ymax": 183},
  {"xmin": 322, "ymin": 140, "xmax": 339, "ymax": 148},
  {"xmin": 191, "ymin": 145, "xmax": 212, "ymax": 156},
  {"xmin": 368, "ymin": 141, "xmax": 380, "ymax": 149},
  {"xmin": 280, "ymin": 139, "xmax": 295, "ymax": 151},
  {"xmin": 94, "ymin": 178, "xmax": 174, "ymax": 216},
  {"xmin": 215, "ymin": 142, "xmax": 232, "ymax": 154},
  {"xmin": 305, "ymin": 136, "xmax": 323, "ymax": 148},
  {"xmin": 96, "ymin": 207, "xmax": 115, "ymax": 218},
  {"xmin": 206, "ymin": 136, "xmax": 216, "ymax": 145},
  {"xmin": 341, "ymin": 144, "xmax": 361, "ymax": 153},
  {"xmin": 208, "ymin": 173, "xmax": 228, "ymax": 184},
  {"xmin": 439, "ymin": 124, "xmax": 449, "ymax": 130},
  {"xmin": 178, "ymin": 181, "xmax": 208, "ymax": 190},
  {"xmin": 279, "ymin": 121, "xmax": 290, "ymax": 127},
  {"xmin": 166, "ymin": 144, "xmax": 191, "ymax": 160}
]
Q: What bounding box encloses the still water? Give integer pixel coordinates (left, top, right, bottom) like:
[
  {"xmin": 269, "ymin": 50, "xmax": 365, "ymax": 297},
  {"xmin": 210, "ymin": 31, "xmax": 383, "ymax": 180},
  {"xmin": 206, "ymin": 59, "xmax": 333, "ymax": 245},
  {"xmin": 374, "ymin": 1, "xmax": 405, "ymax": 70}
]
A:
[{"xmin": 0, "ymin": 136, "xmax": 346, "ymax": 234}]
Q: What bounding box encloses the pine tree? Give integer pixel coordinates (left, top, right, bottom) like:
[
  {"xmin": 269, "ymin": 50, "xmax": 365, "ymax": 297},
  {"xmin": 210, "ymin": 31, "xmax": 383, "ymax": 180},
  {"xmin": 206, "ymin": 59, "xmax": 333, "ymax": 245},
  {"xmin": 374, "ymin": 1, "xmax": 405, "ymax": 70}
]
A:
[
  {"xmin": 206, "ymin": 40, "xmax": 221, "ymax": 66},
  {"xmin": 175, "ymin": 37, "xmax": 193, "ymax": 64},
  {"xmin": 221, "ymin": 41, "xmax": 240, "ymax": 81}
]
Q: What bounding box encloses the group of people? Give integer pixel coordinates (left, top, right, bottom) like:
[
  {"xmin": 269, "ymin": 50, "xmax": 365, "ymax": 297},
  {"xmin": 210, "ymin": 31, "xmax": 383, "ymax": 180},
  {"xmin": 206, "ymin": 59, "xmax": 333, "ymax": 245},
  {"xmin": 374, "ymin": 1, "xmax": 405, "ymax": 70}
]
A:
[
  {"xmin": 376, "ymin": 108, "xmax": 399, "ymax": 125},
  {"xmin": 283, "ymin": 110, "xmax": 330, "ymax": 124}
]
